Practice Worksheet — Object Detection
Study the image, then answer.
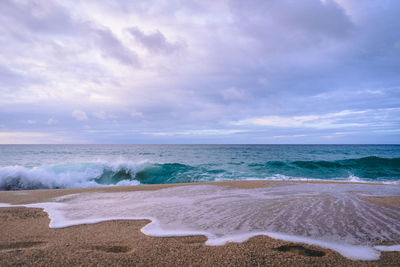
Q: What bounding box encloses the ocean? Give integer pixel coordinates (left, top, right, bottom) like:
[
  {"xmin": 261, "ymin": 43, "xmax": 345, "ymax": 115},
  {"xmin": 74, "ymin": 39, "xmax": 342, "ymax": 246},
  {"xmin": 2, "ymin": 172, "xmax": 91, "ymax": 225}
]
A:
[
  {"xmin": 1, "ymin": 144, "xmax": 399, "ymax": 190},
  {"xmin": 1, "ymin": 144, "xmax": 399, "ymax": 260}
]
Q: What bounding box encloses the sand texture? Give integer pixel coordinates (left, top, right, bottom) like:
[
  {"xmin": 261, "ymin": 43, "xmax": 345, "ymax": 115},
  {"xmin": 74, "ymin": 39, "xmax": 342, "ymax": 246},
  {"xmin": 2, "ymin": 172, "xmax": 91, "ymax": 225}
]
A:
[{"xmin": 0, "ymin": 181, "xmax": 399, "ymax": 266}]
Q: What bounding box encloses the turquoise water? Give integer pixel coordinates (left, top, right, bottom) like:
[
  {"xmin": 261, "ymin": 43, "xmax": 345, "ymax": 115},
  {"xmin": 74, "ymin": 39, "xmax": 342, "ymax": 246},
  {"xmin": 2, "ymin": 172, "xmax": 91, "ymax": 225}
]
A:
[{"xmin": 0, "ymin": 144, "xmax": 399, "ymax": 190}]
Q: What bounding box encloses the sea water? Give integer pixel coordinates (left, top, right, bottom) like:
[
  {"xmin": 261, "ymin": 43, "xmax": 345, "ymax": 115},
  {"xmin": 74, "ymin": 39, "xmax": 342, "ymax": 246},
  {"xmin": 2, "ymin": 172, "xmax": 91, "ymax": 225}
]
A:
[
  {"xmin": 1, "ymin": 182, "xmax": 399, "ymax": 260},
  {"xmin": 0, "ymin": 144, "xmax": 399, "ymax": 190},
  {"xmin": 0, "ymin": 144, "xmax": 399, "ymax": 261}
]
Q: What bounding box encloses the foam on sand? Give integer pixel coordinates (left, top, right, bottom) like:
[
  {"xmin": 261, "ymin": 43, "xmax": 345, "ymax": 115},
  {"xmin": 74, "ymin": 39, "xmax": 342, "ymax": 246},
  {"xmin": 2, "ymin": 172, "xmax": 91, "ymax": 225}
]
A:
[{"xmin": 1, "ymin": 182, "xmax": 399, "ymax": 261}]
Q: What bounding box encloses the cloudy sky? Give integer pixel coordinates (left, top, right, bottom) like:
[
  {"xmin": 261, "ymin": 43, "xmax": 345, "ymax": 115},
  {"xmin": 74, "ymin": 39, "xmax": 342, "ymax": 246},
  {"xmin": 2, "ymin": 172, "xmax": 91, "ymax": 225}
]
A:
[{"xmin": 0, "ymin": 0, "xmax": 399, "ymax": 144}]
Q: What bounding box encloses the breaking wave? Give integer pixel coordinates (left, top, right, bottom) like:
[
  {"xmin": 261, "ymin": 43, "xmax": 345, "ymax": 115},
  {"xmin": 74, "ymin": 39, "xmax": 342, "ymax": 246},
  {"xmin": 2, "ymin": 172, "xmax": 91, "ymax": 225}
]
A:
[
  {"xmin": 0, "ymin": 162, "xmax": 143, "ymax": 190},
  {"xmin": 0, "ymin": 161, "xmax": 223, "ymax": 190},
  {"xmin": 0, "ymin": 156, "xmax": 399, "ymax": 190}
]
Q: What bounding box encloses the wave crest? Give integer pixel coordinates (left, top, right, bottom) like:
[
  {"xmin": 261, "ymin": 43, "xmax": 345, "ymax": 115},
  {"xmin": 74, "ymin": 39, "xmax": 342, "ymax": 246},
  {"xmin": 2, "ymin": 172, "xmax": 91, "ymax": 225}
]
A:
[
  {"xmin": 0, "ymin": 156, "xmax": 399, "ymax": 190},
  {"xmin": 0, "ymin": 162, "xmax": 144, "ymax": 190}
]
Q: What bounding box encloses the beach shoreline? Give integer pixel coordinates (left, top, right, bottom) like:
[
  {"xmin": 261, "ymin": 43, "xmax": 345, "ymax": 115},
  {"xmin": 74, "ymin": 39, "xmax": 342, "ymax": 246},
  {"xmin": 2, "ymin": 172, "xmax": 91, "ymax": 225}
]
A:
[
  {"xmin": 0, "ymin": 179, "xmax": 393, "ymax": 205},
  {"xmin": 1, "ymin": 180, "xmax": 399, "ymax": 266}
]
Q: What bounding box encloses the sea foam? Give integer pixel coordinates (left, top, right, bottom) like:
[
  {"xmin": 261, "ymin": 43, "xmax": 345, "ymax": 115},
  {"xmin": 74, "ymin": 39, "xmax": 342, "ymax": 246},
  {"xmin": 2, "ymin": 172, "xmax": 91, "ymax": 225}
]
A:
[
  {"xmin": 0, "ymin": 161, "xmax": 144, "ymax": 190},
  {"xmin": 1, "ymin": 182, "xmax": 399, "ymax": 261}
]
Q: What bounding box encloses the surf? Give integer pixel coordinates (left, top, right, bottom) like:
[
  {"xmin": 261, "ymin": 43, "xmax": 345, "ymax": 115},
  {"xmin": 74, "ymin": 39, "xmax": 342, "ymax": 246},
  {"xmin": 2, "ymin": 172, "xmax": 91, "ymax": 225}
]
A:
[
  {"xmin": 1, "ymin": 182, "xmax": 399, "ymax": 261},
  {"xmin": 0, "ymin": 156, "xmax": 399, "ymax": 190}
]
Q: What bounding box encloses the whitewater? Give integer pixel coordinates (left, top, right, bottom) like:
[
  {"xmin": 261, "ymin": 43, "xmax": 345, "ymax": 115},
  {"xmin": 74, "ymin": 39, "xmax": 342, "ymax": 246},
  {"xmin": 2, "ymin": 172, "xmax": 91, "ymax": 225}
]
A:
[
  {"xmin": 1, "ymin": 144, "xmax": 400, "ymax": 261},
  {"xmin": 0, "ymin": 144, "xmax": 399, "ymax": 190}
]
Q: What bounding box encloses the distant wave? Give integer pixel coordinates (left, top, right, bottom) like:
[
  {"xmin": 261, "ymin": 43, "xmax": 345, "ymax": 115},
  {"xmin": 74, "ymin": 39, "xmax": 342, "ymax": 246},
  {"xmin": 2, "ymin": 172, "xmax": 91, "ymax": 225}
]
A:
[
  {"xmin": 251, "ymin": 156, "xmax": 400, "ymax": 180},
  {"xmin": 0, "ymin": 156, "xmax": 399, "ymax": 190}
]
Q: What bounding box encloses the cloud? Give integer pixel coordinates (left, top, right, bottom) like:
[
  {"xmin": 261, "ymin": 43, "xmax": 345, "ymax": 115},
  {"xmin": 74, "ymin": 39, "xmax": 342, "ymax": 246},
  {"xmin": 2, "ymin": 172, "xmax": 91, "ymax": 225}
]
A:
[
  {"xmin": 0, "ymin": 0, "xmax": 399, "ymax": 143},
  {"xmin": 91, "ymin": 26, "xmax": 139, "ymax": 66},
  {"xmin": 93, "ymin": 111, "xmax": 118, "ymax": 120},
  {"xmin": 127, "ymin": 26, "xmax": 182, "ymax": 54},
  {"xmin": 93, "ymin": 111, "xmax": 107, "ymax": 120},
  {"xmin": 72, "ymin": 110, "xmax": 88, "ymax": 121},
  {"xmin": 47, "ymin": 118, "xmax": 58, "ymax": 125},
  {"xmin": 233, "ymin": 110, "xmax": 369, "ymax": 129},
  {"xmin": 0, "ymin": 131, "xmax": 87, "ymax": 144},
  {"xmin": 0, "ymin": 131, "xmax": 50, "ymax": 144},
  {"xmin": 221, "ymin": 87, "xmax": 248, "ymax": 102},
  {"xmin": 229, "ymin": 0, "xmax": 353, "ymax": 43},
  {"xmin": 146, "ymin": 129, "xmax": 247, "ymax": 136},
  {"xmin": 0, "ymin": 0, "xmax": 77, "ymax": 35},
  {"xmin": 272, "ymin": 134, "xmax": 307, "ymax": 139},
  {"xmin": 131, "ymin": 111, "xmax": 144, "ymax": 118},
  {"xmin": 0, "ymin": 65, "xmax": 29, "ymax": 88},
  {"xmin": 0, "ymin": 0, "xmax": 139, "ymax": 71}
]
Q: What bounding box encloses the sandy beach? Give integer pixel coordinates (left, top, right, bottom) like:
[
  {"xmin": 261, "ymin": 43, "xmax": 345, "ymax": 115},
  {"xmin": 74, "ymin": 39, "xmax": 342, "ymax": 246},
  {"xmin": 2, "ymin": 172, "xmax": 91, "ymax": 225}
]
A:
[
  {"xmin": 2, "ymin": 0, "xmax": 399, "ymax": 264},
  {"xmin": 1, "ymin": 181, "xmax": 399, "ymax": 266}
]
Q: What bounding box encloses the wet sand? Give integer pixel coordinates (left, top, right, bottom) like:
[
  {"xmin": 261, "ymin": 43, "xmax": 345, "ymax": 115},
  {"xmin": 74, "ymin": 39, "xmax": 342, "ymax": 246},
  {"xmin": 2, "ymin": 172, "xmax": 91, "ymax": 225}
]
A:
[{"xmin": 1, "ymin": 180, "xmax": 399, "ymax": 266}]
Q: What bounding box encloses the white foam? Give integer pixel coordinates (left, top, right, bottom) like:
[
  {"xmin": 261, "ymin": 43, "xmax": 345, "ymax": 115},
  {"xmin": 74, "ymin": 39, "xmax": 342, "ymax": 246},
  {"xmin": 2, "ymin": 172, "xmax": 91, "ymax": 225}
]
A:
[
  {"xmin": 374, "ymin": 245, "xmax": 400, "ymax": 252},
  {"xmin": 1, "ymin": 182, "xmax": 399, "ymax": 261},
  {"xmin": 114, "ymin": 179, "xmax": 141, "ymax": 186},
  {"xmin": 348, "ymin": 174, "xmax": 361, "ymax": 182},
  {"xmin": 202, "ymin": 232, "xmax": 380, "ymax": 261},
  {"xmin": 0, "ymin": 203, "xmax": 18, "ymax": 208},
  {"xmin": 0, "ymin": 161, "xmax": 146, "ymax": 190},
  {"xmin": 216, "ymin": 174, "xmax": 397, "ymax": 185}
]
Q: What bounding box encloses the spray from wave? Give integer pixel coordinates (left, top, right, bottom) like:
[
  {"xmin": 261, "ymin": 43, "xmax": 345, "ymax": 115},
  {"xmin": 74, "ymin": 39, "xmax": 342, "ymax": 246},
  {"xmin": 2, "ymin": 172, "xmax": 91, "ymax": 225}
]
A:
[{"xmin": 0, "ymin": 162, "xmax": 144, "ymax": 190}]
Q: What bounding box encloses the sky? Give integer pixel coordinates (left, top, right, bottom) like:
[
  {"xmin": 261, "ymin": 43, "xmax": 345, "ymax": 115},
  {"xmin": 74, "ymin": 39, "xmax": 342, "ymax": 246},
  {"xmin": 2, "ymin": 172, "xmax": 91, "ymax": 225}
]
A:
[{"xmin": 0, "ymin": 0, "xmax": 399, "ymax": 144}]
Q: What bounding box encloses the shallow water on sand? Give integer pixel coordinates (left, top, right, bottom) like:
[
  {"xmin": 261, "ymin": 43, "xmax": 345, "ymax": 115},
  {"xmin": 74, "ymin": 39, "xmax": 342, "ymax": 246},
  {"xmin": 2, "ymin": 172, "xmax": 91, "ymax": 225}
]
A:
[{"xmin": 2, "ymin": 182, "xmax": 399, "ymax": 260}]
